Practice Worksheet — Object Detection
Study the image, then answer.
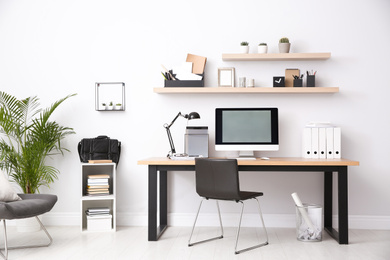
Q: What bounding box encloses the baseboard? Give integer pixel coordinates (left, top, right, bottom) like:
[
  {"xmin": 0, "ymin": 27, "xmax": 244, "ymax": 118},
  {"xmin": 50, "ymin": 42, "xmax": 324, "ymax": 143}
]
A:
[{"xmin": 34, "ymin": 212, "xmax": 390, "ymax": 230}]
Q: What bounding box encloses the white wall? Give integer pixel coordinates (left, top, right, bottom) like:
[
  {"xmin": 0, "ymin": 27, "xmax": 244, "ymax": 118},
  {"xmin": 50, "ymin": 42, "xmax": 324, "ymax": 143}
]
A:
[{"xmin": 0, "ymin": 0, "xmax": 389, "ymax": 229}]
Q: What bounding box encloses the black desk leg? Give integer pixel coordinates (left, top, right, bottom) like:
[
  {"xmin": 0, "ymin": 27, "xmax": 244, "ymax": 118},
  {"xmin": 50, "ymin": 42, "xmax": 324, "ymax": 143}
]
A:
[
  {"xmin": 148, "ymin": 166, "xmax": 168, "ymax": 241},
  {"xmin": 160, "ymin": 170, "xmax": 168, "ymax": 235},
  {"xmin": 324, "ymin": 171, "xmax": 333, "ymax": 231},
  {"xmin": 338, "ymin": 167, "xmax": 349, "ymax": 244},
  {"xmin": 324, "ymin": 168, "xmax": 349, "ymax": 244},
  {"xmin": 148, "ymin": 165, "xmax": 158, "ymax": 241}
]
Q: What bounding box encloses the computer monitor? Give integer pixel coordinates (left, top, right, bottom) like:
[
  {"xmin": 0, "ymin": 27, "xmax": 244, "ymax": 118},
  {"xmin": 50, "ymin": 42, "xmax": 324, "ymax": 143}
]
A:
[{"xmin": 215, "ymin": 108, "xmax": 279, "ymax": 157}]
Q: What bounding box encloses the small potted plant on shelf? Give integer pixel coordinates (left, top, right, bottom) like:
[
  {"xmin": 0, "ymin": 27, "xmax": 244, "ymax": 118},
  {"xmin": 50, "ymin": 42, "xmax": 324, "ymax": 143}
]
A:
[
  {"xmin": 240, "ymin": 41, "xmax": 249, "ymax": 54},
  {"xmin": 279, "ymin": 37, "xmax": 290, "ymax": 53},
  {"xmin": 115, "ymin": 103, "xmax": 122, "ymax": 110},
  {"xmin": 108, "ymin": 101, "xmax": 114, "ymax": 110},
  {"xmin": 258, "ymin": 43, "xmax": 268, "ymax": 53},
  {"xmin": 102, "ymin": 103, "xmax": 107, "ymax": 110}
]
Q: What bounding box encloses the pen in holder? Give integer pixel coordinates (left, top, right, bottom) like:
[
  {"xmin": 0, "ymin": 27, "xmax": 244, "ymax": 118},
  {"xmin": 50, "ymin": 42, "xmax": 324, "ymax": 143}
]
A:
[{"xmin": 307, "ymin": 75, "xmax": 315, "ymax": 87}]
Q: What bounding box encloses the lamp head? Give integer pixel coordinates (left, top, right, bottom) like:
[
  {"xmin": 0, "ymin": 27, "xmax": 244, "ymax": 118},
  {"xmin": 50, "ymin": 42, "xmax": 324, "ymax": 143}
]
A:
[{"xmin": 184, "ymin": 112, "xmax": 200, "ymax": 120}]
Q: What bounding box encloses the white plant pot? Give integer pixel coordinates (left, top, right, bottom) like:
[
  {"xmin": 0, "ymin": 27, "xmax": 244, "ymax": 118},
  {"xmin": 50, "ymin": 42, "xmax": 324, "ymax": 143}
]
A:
[
  {"xmin": 240, "ymin": 45, "xmax": 249, "ymax": 54},
  {"xmin": 17, "ymin": 216, "xmax": 41, "ymax": 232},
  {"xmin": 115, "ymin": 105, "xmax": 122, "ymax": 110},
  {"xmin": 108, "ymin": 105, "xmax": 114, "ymax": 110},
  {"xmin": 258, "ymin": 45, "xmax": 268, "ymax": 53},
  {"xmin": 279, "ymin": 43, "xmax": 291, "ymax": 53}
]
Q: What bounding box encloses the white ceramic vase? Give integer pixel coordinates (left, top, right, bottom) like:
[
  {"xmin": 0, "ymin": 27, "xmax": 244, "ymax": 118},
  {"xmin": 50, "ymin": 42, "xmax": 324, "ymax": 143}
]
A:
[
  {"xmin": 279, "ymin": 43, "xmax": 291, "ymax": 53},
  {"xmin": 240, "ymin": 45, "xmax": 249, "ymax": 54},
  {"xmin": 258, "ymin": 45, "xmax": 268, "ymax": 53}
]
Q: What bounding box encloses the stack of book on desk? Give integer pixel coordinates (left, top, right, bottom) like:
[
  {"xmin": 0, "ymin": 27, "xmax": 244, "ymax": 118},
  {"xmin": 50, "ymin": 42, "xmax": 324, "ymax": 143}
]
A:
[{"xmin": 87, "ymin": 174, "xmax": 110, "ymax": 196}]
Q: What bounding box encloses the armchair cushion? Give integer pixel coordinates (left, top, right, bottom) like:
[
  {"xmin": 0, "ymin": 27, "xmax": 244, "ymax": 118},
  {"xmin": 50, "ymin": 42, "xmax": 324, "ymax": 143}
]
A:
[{"xmin": 0, "ymin": 170, "xmax": 21, "ymax": 202}]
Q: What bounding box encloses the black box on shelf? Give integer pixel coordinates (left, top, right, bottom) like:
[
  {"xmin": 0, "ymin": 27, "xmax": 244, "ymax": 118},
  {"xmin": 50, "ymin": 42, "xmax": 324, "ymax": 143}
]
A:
[
  {"xmin": 307, "ymin": 75, "xmax": 315, "ymax": 87},
  {"xmin": 273, "ymin": 76, "xmax": 285, "ymax": 87},
  {"xmin": 164, "ymin": 74, "xmax": 204, "ymax": 88},
  {"xmin": 293, "ymin": 79, "xmax": 303, "ymax": 87}
]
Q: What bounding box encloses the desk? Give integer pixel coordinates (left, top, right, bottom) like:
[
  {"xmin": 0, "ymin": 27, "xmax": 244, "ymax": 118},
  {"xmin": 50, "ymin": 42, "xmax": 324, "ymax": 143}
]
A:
[{"xmin": 137, "ymin": 157, "xmax": 359, "ymax": 244}]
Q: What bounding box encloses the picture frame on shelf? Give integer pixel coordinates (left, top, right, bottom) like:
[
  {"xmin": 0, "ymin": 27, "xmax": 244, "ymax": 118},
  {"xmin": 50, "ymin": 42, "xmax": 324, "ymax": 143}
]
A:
[{"xmin": 218, "ymin": 67, "xmax": 235, "ymax": 87}]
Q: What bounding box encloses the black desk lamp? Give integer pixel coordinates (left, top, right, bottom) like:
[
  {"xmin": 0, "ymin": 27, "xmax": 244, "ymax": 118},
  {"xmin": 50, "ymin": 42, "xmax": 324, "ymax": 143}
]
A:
[{"xmin": 163, "ymin": 112, "xmax": 200, "ymax": 158}]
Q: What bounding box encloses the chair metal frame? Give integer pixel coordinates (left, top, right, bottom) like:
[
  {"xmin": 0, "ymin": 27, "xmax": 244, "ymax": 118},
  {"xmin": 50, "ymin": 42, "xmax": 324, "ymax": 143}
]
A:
[
  {"xmin": 0, "ymin": 216, "xmax": 53, "ymax": 260},
  {"xmin": 188, "ymin": 197, "xmax": 269, "ymax": 254}
]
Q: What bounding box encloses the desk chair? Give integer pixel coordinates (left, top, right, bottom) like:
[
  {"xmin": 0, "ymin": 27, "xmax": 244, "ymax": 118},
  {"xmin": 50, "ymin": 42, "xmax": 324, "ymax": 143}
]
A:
[
  {"xmin": 188, "ymin": 158, "xmax": 269, "ymax": 254},
  {"xmin": 0, "ymin": 193, "xmax": 57, "ymax": 260}
]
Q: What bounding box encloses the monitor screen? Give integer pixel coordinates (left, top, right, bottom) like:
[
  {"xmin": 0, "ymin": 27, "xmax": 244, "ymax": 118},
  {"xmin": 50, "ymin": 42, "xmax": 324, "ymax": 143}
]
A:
[{"xmin": 215, "ymin": 108, "xmax": 279, "ymax": 156}]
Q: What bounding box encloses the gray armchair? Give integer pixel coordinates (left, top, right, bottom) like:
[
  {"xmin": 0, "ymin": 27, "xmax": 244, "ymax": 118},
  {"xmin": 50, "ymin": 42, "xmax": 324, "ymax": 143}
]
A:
[{"xmin": 0, "ymin": 193, "xmax": 57, "ymax": 260}]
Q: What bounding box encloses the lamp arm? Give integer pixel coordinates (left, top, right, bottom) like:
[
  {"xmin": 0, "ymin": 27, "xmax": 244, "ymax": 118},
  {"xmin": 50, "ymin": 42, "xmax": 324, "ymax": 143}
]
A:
[
  {"xmin": 166, "ymin": 112, "xmax": 183, "ymax": 128},
  {"xmin": 165, "ymin": 126, "xmax": 176, "ymax": 155}
]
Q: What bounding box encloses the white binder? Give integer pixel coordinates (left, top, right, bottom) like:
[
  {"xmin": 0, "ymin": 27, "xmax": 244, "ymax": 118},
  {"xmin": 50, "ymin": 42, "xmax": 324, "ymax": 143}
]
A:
[
  {"xmin": 303, "ymin": 128, "xmax": 312, "ymax": 158},
  {"xmin": 326, "ymin": 127, "xmax": 334, "ymax": 159},
  {"xmin": 311, "ymin": 128, "xmax": 319, "ymax": 159},
  {"xmin": 334, "ymin": 127, "xmax": 341, "ymax": 158},
  {"xmin": 319, "ymin": 128, "xmax": 327, "ymax": 159}
]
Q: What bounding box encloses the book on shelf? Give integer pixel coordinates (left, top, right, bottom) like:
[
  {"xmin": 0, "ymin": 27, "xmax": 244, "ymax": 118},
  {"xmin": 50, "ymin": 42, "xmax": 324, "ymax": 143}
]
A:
[
  {"xmin": 86, "ymin": 207, "xmax": 111, "ymax": 216},
  {"xmin": 88, "ymin": 174, "xmax": 110, "ymax": 179},
  {"xmin": 86, "ymin": 174, "xmax": 111, "ymax": 196},
  {"xmin": 88, "ymin": 160, "xmax": 113, "ymax": 164}
]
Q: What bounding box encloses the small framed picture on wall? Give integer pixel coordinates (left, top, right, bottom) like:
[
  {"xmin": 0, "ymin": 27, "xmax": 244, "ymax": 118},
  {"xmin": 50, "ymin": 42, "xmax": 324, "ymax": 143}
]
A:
[{"xmin": 218, "ymin": 67, "xmax": 235, "ymax": 87}]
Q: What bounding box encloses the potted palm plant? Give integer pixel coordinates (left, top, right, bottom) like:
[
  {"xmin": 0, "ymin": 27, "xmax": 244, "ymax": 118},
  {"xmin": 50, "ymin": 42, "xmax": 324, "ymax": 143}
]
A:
[
  {"xmin": 0, "ymin": 92, "xmax": 76, "ymax": 194},
  {"xmin": 0, "ymin": 92, "xmax": 76, "ymax": 232}
]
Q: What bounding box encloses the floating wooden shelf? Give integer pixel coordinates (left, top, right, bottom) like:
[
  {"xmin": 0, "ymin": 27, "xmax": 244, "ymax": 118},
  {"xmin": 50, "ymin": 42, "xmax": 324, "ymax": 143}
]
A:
[
  {"xmin": 153, "ymin": 87, "xmax": 339, "ymax": 94},
  {"xmin": 222, "ymin": 52, "xmax": 331, "ymax": 61}
]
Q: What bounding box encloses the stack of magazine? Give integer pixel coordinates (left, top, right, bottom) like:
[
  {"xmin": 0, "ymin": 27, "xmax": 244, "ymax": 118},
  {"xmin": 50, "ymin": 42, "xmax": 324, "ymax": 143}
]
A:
[
  {"xmin": 87, "ymin": 174, "xmax": 110, "ymax": 196},
  {"xmin": 86, "ymin": 207, "xmax": 110, "ymax": 217}
]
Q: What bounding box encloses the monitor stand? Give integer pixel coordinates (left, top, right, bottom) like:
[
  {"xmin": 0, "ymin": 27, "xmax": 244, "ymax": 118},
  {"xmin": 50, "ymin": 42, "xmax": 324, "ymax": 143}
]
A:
[{"xmin": 237, "ymin": 151, "xmax": 256, "ymax": 160}]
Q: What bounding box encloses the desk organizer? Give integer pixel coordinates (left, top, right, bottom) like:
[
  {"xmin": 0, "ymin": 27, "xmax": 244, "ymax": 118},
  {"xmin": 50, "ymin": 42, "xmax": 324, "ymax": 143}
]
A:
[
  {"xmin": 307, "ymin": 75, "xmax": 315, "ymax": 87},
  {"xmin": 293, "ymin": 79, "xmax": 303, "ymax": 87},
  {"xmin": 164, "ymin": 74, "xmax": 204, "ymax": 87}
]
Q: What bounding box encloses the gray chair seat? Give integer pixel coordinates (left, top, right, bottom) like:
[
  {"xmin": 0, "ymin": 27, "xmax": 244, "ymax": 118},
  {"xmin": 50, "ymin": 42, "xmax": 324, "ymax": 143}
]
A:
[{"xmin": 0, "ymin": 194, "xmax": 57, "ymax": 219}]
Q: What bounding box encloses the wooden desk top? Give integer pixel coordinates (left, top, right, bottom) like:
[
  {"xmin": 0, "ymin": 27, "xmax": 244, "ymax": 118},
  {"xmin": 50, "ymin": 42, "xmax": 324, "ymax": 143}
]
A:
[{"xmin": 137, "ymin": 157, "xmax": 359, "ymax": 166}]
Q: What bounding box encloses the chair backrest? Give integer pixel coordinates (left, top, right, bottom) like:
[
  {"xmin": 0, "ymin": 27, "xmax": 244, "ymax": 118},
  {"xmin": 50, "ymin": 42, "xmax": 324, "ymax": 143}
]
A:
[{"xmin": 195, "ymin": 158, "xmax": 240, "ymax": 200}]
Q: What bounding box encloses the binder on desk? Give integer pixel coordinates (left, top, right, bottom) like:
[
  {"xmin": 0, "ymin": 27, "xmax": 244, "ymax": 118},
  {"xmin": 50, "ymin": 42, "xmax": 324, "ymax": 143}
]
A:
[
  {"xmin": 334, "ymin": 127, "xmax": 341, "ymax": 158},
  {"xmin": 303, "ymin": 128, "xmax": 312, "ymax": 158},
  {"xmin": 319, "ymin": 128, "xmax": 327, "ymax": 159},
  {"xmin": 326, "ymin": 127, "xmax": 334, "ymax": 159},
  {"xmin": 311, "ymin": 128, "xmax": 319, "ymax": 159}
]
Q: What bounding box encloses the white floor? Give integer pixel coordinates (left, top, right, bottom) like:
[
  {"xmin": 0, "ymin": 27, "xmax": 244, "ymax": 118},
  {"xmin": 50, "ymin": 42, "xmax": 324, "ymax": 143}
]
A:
[{"xmin": 1, "ymin": 226, "xmax": 389, "ymax": 260}]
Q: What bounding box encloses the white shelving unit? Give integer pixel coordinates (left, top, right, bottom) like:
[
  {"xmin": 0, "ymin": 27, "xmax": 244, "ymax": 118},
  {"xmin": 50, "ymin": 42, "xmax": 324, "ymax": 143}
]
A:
[{"xmin": 80, "ymin": 163, "xmax": 116, "ymax": 232}]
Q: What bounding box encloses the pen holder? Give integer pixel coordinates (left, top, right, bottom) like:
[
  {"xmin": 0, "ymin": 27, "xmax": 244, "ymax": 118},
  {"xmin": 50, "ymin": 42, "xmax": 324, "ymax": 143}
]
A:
[
  {"xmin": 293, "ymin": 79, "xmax": 303, "ymax": 87},
  {"xmin": 307, "ymin": 75, "xmax": 315, "ymax": 87}
]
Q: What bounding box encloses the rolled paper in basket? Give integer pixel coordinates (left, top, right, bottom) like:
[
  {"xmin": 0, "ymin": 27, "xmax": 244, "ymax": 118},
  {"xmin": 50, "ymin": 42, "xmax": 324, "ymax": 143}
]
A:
[{"xmin": 291, "ymin": 192, "xmax": 316, "ymax": 233}]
